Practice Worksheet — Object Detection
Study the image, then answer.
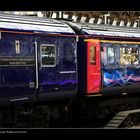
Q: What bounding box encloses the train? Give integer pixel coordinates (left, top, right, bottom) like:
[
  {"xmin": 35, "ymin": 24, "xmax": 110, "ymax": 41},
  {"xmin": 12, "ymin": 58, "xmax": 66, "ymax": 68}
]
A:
[{"xmin": 0, "ymin": 13, "xmax": 140, "ymax": 127}]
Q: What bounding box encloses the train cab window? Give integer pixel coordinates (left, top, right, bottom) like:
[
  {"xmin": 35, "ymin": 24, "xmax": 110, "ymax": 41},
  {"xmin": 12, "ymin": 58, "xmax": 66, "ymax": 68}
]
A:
[
  {"xmin": 120, "ymin": 47, "xmax": 139, "ymax": 66},
  {"xmin": 40, "ymin": 44, "xmax": 56, "ymax": 67},
  {"xmin": 90, "ymin": 46, "xmax": 96, "ymax": 65},
  {"xmin": 107, "ymin": 47, "xmax": 115, "ymax": 65}
]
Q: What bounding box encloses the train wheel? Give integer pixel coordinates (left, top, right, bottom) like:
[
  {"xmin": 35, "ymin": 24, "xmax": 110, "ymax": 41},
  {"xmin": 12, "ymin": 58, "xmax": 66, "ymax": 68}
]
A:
[{"xmin": 95, "ymin": 106, "xmax": 110, "ymax": 120}]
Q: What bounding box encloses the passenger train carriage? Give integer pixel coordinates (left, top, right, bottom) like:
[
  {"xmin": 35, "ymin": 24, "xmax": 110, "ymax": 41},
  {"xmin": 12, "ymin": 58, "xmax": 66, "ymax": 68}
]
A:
[
  {"xmin": 0, "ymin": 13, "xmax": 140, "ymax": 127},
  {"xmin": 0, "ymin": 13, "xmax": 77, "ymax": 106},
  {"xmin": 64, "ymin": 21, "xmax": 140, "ymax": 97}
]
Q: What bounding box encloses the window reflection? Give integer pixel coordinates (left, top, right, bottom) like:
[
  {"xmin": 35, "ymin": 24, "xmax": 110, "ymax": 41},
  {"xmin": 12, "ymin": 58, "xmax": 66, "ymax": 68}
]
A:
[
  {"xmin": 90, "ymin": 46, "xmax": 96, "ymax": 65},
  {"xmin": 120, "ymin": 47, "xmax": 139, "ymax": 65},
  {"xmin": 41, "ymin": 45, "xmax": 56, "ymax": 67},
  {"xmin": 108, "ymin": 47, "xmax": 115, "ymax": 65}
]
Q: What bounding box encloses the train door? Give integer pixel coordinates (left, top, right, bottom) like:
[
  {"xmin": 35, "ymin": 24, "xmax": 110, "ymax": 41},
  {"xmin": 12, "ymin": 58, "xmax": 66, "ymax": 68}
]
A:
[
  {"xmin": 58, "ymin": 37, "xmax": 77, "ymax": 95},
  {"xmin": 38, "ymin": 42, "xmax": 59, "ymax": 101},
  {"xmin": 0, "ymin": 33, "xmax": 36, "ymax": 105},
  {"xmin": 38, "ymin": 36, "xmax": 77, "ymax": 101},
  {"xmin": 87, "ymin": 39, "xmax": 101, "ymax": 94}
]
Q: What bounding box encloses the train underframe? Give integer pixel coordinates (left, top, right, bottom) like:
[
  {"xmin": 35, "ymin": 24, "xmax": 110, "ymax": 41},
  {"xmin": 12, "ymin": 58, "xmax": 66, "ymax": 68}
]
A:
[
  {"xmin": 0, "ymin": 93, "xmax": 140, "ymax": 128},
  {"xmin": 0, "ymin": 99, "xmax": 70, "ymax": 128}
]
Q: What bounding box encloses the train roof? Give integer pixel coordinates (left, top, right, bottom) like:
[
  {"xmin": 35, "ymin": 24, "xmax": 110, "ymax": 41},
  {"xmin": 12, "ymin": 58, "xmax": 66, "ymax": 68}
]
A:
[
  {"xmin": 0, "ymin": 13, "xmax": 75, "ymax": 35},
  {"xmin": 63, "ymin": 20, "xmax": 140, "ymax": 38}
]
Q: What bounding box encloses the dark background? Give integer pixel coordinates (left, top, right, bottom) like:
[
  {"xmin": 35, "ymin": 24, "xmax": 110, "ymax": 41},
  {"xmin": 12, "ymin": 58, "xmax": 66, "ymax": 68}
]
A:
[
  {"xmin": 0, "ymin": 0, "xmax": 139, "ymax": 136},
  {"xmin": 0, "ymin": 0, "xmax": 139, "ymax": 11}
]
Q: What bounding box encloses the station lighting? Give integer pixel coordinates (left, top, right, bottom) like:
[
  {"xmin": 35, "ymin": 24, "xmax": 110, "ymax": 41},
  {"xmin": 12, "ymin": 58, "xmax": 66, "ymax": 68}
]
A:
[
  {"xmin": 52, "ymin": 12, "xmax": 57, "ymax": 18},
  {"xmin": 97, "ymin": 16, "xmax": 103, "ymax": 25},
  {"xmin": 72, "ymin": 15, "xmax": 78, "ymax": 22},
  {"xmin": 108, "ymin": 19, "xmax": 110, "ymax": 25},
  {"xmin": 80, "ymin": 16, "xmax": 87, "ymax": 23},
  {"xmin": 37, "ymin": 12, "xmax": 44, "ymax": 17},
  {"xmin": 103, "ymin": 13, "xmax": 110, "ymax": 25},
  {"xmin": 63, "ymin": 14, "xmax": 69, "ymax": 19},
  {"xmin": 133, "ymin": 21, "xmax": 138, "ymax": 28},
  {"xmin": 112, "ymin": 19, "xmax": 117, "ymax": 26},
  {"xmin": 119, "ymin": 20, "xmax": 124, "ymax": 26},
  {"xmin": 89, "ymin": 18, "xmax": 95, "ymax": 24},
  {"xmin": 126, "ymin": 21, "xmax": 131, "ymax": 27}
]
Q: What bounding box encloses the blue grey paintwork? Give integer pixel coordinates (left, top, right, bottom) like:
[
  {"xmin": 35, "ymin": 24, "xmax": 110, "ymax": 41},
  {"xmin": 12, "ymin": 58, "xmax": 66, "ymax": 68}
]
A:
[{"xmin": 0, "ymin": 31, "xmax": 77, "ymax": 105}]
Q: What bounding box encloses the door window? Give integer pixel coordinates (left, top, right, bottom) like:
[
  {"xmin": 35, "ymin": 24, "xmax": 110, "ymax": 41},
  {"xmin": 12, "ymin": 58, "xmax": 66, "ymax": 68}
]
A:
[
  {"xmin": 90, "ymin": 46, "xmax": 96, "ymax": 65},
  {"xmin": 40, "ymin": 44, "xmax": 56, "ymax": 67}
]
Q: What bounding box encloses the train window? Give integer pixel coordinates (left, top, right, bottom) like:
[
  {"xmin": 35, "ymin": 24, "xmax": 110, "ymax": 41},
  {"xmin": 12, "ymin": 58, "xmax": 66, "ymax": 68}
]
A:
[
  {"xmin": 120, "ymin": 47, "xmax": 139, "ymax": 66},
  {"xmin": 90, "ymin": 46, "xmax": 96, "ymax": 65},
  {"xmin": 64, "ymin": 45, "xmax": 74, "ymax": 63},
  {"xmin": 40, "ymin": 44, "xmax": 56, "ymax": 67},
  {"xmin": 101, "ymin": 45, "xmax": 107, "ymax": 66},
  {"xmin": 107, "ymin": 47, "xmax": 115, "ymax": 65},
  {"xmin": 15, "ymin": 40, "xmax": 20, "ymax": 54}
]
